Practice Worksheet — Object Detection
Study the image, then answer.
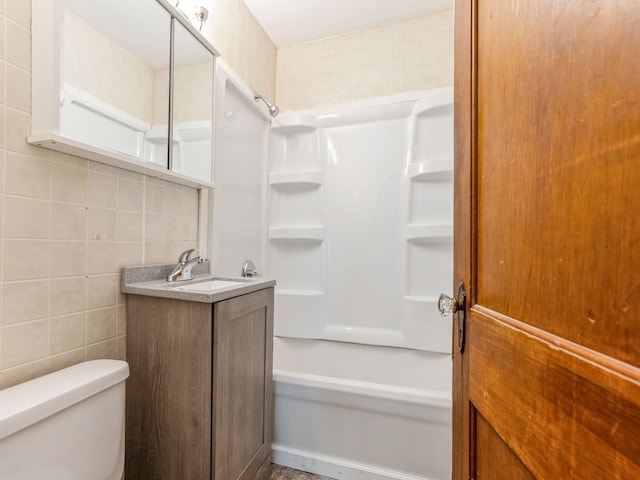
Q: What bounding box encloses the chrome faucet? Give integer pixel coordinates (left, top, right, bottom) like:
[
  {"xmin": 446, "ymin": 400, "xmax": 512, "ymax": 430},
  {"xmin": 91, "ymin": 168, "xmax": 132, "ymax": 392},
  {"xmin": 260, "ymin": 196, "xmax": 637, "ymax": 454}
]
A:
[{"xmin": 167, "ymin": 248, "xmax": 203, "ymax": 282}]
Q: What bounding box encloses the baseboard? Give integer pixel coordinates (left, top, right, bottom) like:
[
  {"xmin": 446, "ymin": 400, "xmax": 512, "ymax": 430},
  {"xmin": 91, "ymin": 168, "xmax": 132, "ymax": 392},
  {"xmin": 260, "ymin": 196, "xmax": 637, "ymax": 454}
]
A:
[{"xmin": 271, "ymin": 444, "xmax": 437, "ymax": 480}]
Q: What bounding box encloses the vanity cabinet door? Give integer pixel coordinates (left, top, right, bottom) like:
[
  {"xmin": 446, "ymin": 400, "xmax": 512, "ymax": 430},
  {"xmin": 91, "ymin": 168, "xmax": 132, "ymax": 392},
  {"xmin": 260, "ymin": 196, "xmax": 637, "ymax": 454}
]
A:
[
  {"xmin": 125, "ymin": 296, "xmax": 213, "ymax": 480},
  {"xmin": 213, "ymin": 288, "xmax": 274, "ymax": 480}
]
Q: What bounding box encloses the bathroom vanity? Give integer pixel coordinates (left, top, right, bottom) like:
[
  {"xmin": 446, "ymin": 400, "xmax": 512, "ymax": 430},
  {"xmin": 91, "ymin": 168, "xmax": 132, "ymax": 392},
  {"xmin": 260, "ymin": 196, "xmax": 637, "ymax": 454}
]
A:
[{"xmin": 122, "ymin": 265, "xmax": 275, "ymax": 480}]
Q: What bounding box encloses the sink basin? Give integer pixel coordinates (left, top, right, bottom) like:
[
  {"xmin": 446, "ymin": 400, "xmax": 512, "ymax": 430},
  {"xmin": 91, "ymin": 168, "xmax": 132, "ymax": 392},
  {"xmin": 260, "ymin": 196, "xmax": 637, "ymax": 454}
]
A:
[{"xmin": 174, "ymin": 279, "xmax": 245, "ymax": 293}]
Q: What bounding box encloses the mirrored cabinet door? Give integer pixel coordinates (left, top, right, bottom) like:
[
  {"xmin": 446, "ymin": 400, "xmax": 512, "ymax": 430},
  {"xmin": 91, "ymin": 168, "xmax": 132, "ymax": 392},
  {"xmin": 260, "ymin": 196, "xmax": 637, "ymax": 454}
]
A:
[
  {"xmin": 59, "ymin": 0, "xmax": 171, "ymax": 167},
  {"xmin": 171, "ymin": 20, "xmax": 215, "ymax": 184},
  {"xmin": 30, "ymin": 0, "xmax": 219, "ymax": 188}
]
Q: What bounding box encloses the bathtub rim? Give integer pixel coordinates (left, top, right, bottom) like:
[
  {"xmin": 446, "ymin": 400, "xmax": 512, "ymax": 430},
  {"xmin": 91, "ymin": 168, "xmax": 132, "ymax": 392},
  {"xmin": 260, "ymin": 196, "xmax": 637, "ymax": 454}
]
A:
[{"xmin": 273, "ymin": 368, "xmax": 451, "ymax": 410}]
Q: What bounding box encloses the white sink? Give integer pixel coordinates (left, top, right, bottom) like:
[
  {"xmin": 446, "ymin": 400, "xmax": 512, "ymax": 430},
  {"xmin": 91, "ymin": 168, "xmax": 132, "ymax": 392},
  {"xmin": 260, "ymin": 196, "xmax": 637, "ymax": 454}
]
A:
[{"xmin": 174, "ymin": 279, "xmax": 245, "ymax": 293}]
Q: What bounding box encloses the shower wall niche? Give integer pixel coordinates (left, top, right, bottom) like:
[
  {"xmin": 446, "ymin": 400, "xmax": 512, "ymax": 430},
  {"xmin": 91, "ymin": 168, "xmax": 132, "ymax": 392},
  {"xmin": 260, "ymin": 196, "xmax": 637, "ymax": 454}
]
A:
[
  {"xmin": 268, "ymin": 88, "xmax": 453, "ymax": 353},
  {"xmin": 268, "ymin": 116, "xmax": 327, "ymax": 339},
  {"xmin": 402, "ymin": 90, "xmax": 454, "ymax": 352}
]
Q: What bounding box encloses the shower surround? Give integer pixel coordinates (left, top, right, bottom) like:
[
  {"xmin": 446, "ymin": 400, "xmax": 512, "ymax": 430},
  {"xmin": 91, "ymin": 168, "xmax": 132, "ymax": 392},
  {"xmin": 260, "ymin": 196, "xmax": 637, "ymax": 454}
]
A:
[
  {"xmin": 213, "ymin": 62, "xmax": 453, "ymax": 480},
  {"xmin": 269, "ymin": 89, "xmax": 453, "ymax": 352}
]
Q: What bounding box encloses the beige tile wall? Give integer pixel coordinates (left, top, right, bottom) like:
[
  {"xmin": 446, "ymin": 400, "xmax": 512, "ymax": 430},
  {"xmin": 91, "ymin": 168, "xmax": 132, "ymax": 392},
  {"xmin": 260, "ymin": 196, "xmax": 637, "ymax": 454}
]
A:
[
  {"xmin": 173, "ymin": 62, "xmax": 214, "ymax": 123},
  {"xmin": 0, "ymin": 2, "xmax": 199, "ymax": 389},
  {"xmin": 206, "ymin": 0, "xmax": 277, "ymax": 101},
  {"xmin": 155, "ymin": 62, "xmax": 214, "ymax": 125},
  {"xmin": 276, "ymin": 9, "xmax": 454, "ymax": 112},
  {"xmin": 63, "ymin": 10, "xmax": 157, "ymax": 125}
]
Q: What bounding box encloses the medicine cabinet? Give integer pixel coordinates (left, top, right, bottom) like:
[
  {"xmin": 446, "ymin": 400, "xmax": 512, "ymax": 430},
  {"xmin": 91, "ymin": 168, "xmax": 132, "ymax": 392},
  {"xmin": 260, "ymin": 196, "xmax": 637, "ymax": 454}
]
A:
[{"xmin": 29, "ymin": 0, "xmax": 219, "ymax": 188}]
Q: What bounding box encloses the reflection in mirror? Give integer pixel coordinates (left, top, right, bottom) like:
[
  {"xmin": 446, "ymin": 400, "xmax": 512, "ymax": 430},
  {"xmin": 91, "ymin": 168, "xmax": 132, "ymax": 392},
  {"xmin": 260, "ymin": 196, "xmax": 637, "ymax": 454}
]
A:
[
  {"xmin": 59, "ymin": 0, "xmax": 171, "ymax": 167},
  {"xmin": 171, "ymin": 20, "xmax": 214, "ymax": 183}
]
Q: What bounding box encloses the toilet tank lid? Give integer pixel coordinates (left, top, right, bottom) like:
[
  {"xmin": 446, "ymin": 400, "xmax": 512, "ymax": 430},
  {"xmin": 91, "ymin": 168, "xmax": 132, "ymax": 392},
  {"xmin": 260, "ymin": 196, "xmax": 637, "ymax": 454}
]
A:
[{"xmin": 0, "ymin": 359, "xmax": 129, "ymax": 440}]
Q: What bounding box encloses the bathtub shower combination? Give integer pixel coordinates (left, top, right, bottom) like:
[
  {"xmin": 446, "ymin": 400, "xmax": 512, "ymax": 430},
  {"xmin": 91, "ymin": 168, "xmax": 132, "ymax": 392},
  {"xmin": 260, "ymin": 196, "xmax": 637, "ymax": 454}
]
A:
[{"xmin": 212, "ymin": 62, "xmax": 453, "ymax": 480}]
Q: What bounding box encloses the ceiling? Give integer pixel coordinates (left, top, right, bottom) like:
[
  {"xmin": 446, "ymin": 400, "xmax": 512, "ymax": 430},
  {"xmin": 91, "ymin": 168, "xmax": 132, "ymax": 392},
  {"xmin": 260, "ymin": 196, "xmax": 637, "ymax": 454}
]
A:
[{"xmin": 242, "ymin": 0, "xmax": 453, "ymax": 47}]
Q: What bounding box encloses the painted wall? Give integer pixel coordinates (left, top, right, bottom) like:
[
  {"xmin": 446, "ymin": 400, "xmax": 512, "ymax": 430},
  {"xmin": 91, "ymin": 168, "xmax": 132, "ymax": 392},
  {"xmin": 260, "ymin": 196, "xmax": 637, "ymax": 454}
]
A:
[{"xmin": 276, "ymin": 10, "xmax": 454, "ymax": 112}]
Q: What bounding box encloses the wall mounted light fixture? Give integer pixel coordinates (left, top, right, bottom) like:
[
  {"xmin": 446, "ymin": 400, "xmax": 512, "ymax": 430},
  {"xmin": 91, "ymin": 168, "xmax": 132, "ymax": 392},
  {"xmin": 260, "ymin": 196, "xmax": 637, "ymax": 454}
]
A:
[{"xmin": 192, "ymin": 6, "xmax": 209, "ymax": 31}]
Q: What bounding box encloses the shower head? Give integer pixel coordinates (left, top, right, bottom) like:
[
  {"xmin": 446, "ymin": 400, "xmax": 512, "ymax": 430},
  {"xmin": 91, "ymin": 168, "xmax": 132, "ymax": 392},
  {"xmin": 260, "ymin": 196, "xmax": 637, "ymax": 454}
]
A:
[{"xmin": 254, "ymin": 94, "xmax": 279, "ymax": 118}]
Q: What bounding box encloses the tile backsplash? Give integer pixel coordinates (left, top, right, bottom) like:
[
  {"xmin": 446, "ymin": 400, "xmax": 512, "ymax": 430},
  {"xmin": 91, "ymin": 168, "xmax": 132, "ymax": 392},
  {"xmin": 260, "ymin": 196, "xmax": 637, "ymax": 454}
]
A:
[{"xmin": 0, "ymin": 151, "xmax": 200, "ymax": 387}]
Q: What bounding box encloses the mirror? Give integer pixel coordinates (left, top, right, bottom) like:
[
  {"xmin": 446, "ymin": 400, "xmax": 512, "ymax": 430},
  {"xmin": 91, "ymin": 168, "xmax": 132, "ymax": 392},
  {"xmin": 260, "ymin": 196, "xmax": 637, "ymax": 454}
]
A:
[
  {"xmin": 59, "ymin": 0, "xmax": 171, "ymax": 165},
  {"xmin": 171, "ymin": 19, "xmax": 214, "ymax": 183},
  {"xmin": 30, "ymin": 0, "xmax": 218, "ymax": 187}
]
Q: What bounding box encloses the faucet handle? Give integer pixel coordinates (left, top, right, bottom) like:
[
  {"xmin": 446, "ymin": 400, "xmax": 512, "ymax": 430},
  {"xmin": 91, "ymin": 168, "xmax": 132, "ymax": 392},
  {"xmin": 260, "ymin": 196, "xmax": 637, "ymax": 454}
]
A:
[
  {"xmin": 241, "ymin": 260, "xmax": 261, "ymax": 277},
  {"xmin": 178, "ymin": 248, "xmax": 199, "ymax": 264}
]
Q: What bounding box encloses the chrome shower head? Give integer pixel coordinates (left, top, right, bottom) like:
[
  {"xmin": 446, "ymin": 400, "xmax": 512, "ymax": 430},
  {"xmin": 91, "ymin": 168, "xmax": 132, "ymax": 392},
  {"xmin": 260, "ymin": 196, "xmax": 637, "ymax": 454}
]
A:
[{"xmin": 254, "ymin": 94, "xmax": 279, "ymax": 117}]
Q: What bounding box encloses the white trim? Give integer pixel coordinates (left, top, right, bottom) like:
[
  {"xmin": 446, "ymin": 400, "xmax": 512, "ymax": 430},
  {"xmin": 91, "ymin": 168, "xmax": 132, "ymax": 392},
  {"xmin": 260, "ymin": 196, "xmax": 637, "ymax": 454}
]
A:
[
  {"xmin": 273, "ymin": 369, "xmax": 451, "ymax": 409},
  {"xmin": 215, "ymin": 59, "xmax": 272, "ymax": 121},
  {"xmin": 27, "ymin": 133, "xmax": 213, "ymax": 190},
  {"xmin": 198, "ymin": 189, "xmax": 209, "ymax": 259},
  {"xmin": 272, "ymin": 444, "xmax": 440, "ymax": 480}
]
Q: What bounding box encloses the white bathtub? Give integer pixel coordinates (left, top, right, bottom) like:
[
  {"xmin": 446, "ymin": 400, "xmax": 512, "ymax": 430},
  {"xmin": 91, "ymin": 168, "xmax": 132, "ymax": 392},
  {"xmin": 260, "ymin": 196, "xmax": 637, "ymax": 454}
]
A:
[{"xmin": 272, "ymin": 337, "xmax": 452, "ymax": 480}]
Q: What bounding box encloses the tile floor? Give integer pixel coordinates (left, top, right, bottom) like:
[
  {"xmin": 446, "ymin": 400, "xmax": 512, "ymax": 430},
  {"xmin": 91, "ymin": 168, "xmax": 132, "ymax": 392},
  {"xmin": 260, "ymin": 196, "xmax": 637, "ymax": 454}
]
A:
[{"xmin": 271, "ymin": 464, "xmax": 331, "ymax": 480}]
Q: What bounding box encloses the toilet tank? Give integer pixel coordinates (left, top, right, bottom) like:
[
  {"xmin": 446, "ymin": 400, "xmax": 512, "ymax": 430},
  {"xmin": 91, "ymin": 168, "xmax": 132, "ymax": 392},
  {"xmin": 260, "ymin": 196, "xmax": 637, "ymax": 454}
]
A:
[{"xmin": 0, "ymin": 359, "xmax": 129, "ymax": 480}]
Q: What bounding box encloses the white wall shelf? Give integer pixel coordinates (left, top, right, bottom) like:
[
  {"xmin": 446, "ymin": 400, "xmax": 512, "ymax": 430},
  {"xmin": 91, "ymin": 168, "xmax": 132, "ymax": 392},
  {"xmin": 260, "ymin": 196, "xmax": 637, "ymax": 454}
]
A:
[
  {"xmin": 271, "ymin": 114, "xmax": 319, "ymax": 133},
  {"xmin": 268, "ymin": 112, "xmax": 327, "ymax": 320},
  {"xmin": 269, "ymin": 226, "xmax": 325, "ymax": 242},
  {"xmin": 269, "ymin": 171, "xmax": 323, "ymax": 190},
  {"xmin": 406, "ymin": 159, "xmax": 453, "ymax": 182},
  {"xmin": 405, "ymin": 224, "xmax": 453, "ymax": 243},
  {"xmin": 28, "ymin": 133, "xmax": 214, "ymax": 189}
]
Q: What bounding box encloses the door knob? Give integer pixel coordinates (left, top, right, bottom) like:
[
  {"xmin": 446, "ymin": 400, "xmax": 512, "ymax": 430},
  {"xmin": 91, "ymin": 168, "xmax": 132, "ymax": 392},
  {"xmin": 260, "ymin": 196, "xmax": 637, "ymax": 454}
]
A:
[
  {"xmin": 438, "ymin": 281, "xmax": 466, "ymax": 353},
  {"xmin": 438, "ymin": 294, "xmax": 459, "ymax": 316}
]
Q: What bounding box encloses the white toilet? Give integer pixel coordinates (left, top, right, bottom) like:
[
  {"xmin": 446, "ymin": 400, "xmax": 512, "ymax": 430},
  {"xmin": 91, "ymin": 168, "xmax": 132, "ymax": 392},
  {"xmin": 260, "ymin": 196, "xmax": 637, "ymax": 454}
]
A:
[{"xmin": 0, "ymin": 359, "xmax": 129, "ymax": 480}]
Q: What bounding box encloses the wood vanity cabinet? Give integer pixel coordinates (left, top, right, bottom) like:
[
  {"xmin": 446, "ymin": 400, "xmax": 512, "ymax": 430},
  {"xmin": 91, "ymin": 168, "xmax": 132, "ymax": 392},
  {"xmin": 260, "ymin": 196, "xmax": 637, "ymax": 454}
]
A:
[{"xmin": 125, "ymin": 287, "xmax": 274, "ymax": 480}]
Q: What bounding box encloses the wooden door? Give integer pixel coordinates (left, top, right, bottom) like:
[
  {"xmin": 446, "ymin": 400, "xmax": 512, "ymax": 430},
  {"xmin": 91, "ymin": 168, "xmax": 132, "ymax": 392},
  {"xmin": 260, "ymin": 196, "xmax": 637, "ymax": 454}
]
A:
[{"xmin": 453, "ymin": 1, "xmax": 640, "ymax": 479}]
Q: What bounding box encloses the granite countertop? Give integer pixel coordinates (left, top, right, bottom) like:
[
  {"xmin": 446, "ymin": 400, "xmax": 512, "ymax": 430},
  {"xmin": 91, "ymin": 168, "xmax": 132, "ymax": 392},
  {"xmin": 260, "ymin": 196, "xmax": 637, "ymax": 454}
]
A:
[{"xmin": 121, "ymin": 262, "xmax": 276, "ymax": 303}]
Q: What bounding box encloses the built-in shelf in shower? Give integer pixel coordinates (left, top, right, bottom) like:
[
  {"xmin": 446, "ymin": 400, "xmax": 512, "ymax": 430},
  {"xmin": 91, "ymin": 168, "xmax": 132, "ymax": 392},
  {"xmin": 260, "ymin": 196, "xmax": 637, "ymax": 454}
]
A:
[
  {"xmin": 269, "ymin": 171, "xmax": 323, "ymax": 190},
  {"xmin": 269, "ymin": 112, "xmax": 326, "ymax": 325},
  {"xmin": 406, "ymin": 159, "xmax": 453, "ymax": 182},
  {"xmin": 405, "ymin": 224, "xmax": 453, "ymax": 243},
  {"xmin": 408, "ymin": 88, "xmax": 454, "ymax": 181},
  {"xmin": 271, "ymin": 114, "xmax": 319, "ymax": 133},
  {"xmin": 269, "ymin": 226, "xmax": 325, "ymax": 242},
  {"xmin": 273, "ymin": 289, "xmax": 326, "ymax": 339}
]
